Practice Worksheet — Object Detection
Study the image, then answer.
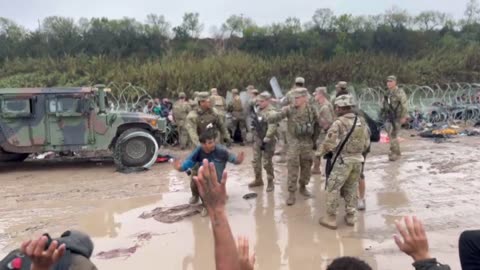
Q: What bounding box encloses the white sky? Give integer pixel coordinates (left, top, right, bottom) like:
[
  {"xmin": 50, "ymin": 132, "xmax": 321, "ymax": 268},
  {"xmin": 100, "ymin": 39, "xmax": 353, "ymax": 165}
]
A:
[{"xmin": 0, "ymin": 0, "xmax": 471, "ymax": 33}]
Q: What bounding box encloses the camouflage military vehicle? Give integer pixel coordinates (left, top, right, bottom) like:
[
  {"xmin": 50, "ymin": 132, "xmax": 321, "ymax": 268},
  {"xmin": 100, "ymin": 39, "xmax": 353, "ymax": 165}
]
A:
[{"xmin": 0, "ymin": 85, "xmax": 166, "ymax": 170}]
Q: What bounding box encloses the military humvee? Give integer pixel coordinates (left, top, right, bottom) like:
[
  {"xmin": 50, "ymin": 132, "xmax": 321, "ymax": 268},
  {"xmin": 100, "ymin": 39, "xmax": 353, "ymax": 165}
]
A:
[{"xmin": 0, "ymin": 85, "xmax": 166, "ymax": 170}]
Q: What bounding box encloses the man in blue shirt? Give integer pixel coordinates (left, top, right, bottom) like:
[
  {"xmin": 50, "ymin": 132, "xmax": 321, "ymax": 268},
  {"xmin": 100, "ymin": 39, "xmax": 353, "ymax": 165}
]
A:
[{"xmin": 173, "ymin": 130, "xmax": 244, "ymax": 210}]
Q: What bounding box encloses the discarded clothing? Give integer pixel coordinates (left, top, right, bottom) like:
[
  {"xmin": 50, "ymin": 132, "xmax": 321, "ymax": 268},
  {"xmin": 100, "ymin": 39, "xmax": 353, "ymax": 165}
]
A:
[
  {"xmin": 139, "ymin": 204, "xmax": 203, "ymax": 223},
  {"xmin": 156, "ymin": 154, "xmax": 173, "ymax": 163},
  {"xmin": 96, "ymin": 245, "xmax": 139, "ymax": 260}
]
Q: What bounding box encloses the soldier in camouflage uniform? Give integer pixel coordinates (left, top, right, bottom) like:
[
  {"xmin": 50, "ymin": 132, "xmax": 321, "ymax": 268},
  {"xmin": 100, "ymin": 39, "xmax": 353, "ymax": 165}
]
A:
[
  {"xmin": 275, "ymin": 77, "xmax": 305, "ymax": 161},
  {"xmin": 210, "ymin": 88, "xmax": 227, "ymax": 116},
  {"xmin": 381, "ymin": 75, "xmax": 408, "ymax": 161},
  {"xmin": 248, "ymin": 92, "xmax": 278, "ymax": 192},
  {"xmin": 269, "ymin": 88, "xmax": 320, "ymax": 206},
  {"xmin": 172, "ymin": 92, "xmax": 192, "ymax": 150},
  {"xmin": 318, "ymin": 95, "xmax": 370, "ymax": 230},
  {"xmin": 227, "ymin": 89, "xmax": 247, "ymax": 145},
  {"xmin": 185, "ymin": 92, "xmax": 232, "ymax": 147},
  {"xmin": 190, "ymin": 91, "xmax": 199, "ymax": 110},
  {"xmin": 210, "ymin": 88, "xmax": 230, "ymax": 145},
  {"xmin": 312, "ymin": 87, "xmax": 336, "ymax": 174}
]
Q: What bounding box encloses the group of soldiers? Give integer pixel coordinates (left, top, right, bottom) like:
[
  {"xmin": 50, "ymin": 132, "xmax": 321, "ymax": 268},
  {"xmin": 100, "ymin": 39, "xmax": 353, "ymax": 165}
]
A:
[{"xmin": 171, "ymin": 75, "xmax": 408, "ymax": 229}]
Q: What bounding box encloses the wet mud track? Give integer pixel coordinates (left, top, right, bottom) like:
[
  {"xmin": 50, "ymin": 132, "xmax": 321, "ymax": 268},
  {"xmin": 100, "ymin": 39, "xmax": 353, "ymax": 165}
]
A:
[{"xmin": 1, "ymin": 133, "xmax": 479, "ymax": 269}]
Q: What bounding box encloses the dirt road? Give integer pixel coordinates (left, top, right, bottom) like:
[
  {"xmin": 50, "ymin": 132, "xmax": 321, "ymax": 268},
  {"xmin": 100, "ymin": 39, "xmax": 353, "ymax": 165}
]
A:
[{"xmin": 1, "ymin": 133, "xmax": 479, "ymax": 269}]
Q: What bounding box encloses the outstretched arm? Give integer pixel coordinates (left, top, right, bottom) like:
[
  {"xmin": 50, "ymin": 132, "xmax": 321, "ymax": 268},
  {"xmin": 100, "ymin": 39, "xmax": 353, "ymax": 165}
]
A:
[{"xmin": 194, "ymin": 160, "xmax": 241, "ymax": 270}]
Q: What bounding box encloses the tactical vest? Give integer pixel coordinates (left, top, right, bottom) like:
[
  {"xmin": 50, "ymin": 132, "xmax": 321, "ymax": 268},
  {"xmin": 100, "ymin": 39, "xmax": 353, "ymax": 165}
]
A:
[
  {"xmin": 173, "ymin": 101, "xmax": 189, "ymax": 121},
  {"xmin": 231, "ymin": 99, "xmax": 243, "ymax": 112},
  {"xmin": 196, "ymin": 109, "xmax": 219, "ymax": 135},
  {"xmin": 291, "ymin": 106, "xmax": 315, "ymax": 137},
  {"xmin": 337, "ymin": 116, "xmax": 367, "ymax": 154},
  {"xmin": 211, "ymin": 96, "xmax": 225, "ymax": 110}
]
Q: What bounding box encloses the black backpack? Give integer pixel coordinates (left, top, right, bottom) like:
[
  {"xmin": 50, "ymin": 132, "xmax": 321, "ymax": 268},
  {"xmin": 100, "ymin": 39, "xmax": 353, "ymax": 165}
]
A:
[
  {"xmin": 360, "ymin": 110, "xmax": 381, "ymax": 143},
  {"xmin": 1, "ymin": 231, "xmax": 93, "ymax": 270}
]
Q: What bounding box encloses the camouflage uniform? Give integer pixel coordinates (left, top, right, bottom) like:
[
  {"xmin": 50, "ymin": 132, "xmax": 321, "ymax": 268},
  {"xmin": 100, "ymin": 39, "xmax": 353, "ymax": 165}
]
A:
[
  {"xmin": 172, "ymin": 92, "xmax": 191, "ymax": 149},
  {"xmin": 210, "ymin": 88, "xmax": 228, "ymax": 143},
  {"xmin": 190, "ymin": 91, "xmax": 199, "ymax": 110},
  {"xmin": 276, "ymin": 88, "xmax": 295, "ymax": 159},
  {"xmin": 227, "ymin": 89, "xmax": 247, "ymax": 143},
  {"xmin": 248, "ymin": 92, "xmax": 278, "ymax": 192},
  {"xmin": 319, "ymin": 95, "xmax": 370, "ymax": 230},
  {"xmin": 269, "ymin": 88, "xmax": 320, "ymax": 205},
  {"xmin": 312, "ymin": 87, "xmax": 336, "ymax": 173},
  {"xmin": 315, "ymin": 99, "xmax": 336, "ymax": 156},
  {"xmin": 381, "ymin": 76, "xmax": 408, "ymax": 160},
  {"xmin": 185, "ymin": 92, "xmax": 231, "ymax": 146}
]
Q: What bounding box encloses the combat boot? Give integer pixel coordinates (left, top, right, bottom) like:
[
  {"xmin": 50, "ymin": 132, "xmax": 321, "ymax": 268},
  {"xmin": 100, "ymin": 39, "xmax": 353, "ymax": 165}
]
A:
[
  {"xmin": 344, "ymin": 213, "xmax": 356, "ymax": 226},
  {"xmin": 266, "ymin": 180, "xmax": 274, "ymax": 192},
  {"xmin": 189, "ymin": 195, "xmax": 199, "ymax": 205},
  {"xmin": 248, "ymin": 179, "xmax": 264, "ymax": 188},
  {"xmin": 319, "ymin": 215, "xmax": 337, "ymax": 230},
  {"xmin": 388, "ymin": 153, "xmax": 400, "ymax": 161},
  {"xmin": 299, "ymin": 185, "xmax": 312, "ymax": 197},
  {"xmin": 311, "ymin": 158, "xmax": 321, "ymax": 175},
  {"xmin": 357, "ymin": 199, "xmax": 366, "ymax": 211},
  {"xmin": 286, "ymin": 192, "xmax": 296, "ymax": 206}
]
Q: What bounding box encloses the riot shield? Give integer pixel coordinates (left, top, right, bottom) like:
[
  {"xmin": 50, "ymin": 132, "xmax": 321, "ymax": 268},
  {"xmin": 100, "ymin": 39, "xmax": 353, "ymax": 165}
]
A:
[
  {"xmin": 226, "ymin": 91, "xmax": 233, "ymax": 104},
  {"xmin": 269, "ymin": 77, "xmax": 284, "ymax": 99}
]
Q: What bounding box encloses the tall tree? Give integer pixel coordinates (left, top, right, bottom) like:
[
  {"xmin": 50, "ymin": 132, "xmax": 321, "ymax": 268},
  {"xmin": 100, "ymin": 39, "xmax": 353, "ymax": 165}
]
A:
[{"xmin": 312, "ymin": 8, "xmax": 335, "ymax": 30}]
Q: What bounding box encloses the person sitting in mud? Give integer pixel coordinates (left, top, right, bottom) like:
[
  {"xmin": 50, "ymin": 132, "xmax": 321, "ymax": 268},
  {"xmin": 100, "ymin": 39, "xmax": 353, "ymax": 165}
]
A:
[
  {"xmin": 1, "ymin": 230, "xmax": 97, "ymax": 270},
  {"xmin": 173, "ymin": 130, "xmax": 245, "ymax": 216}
]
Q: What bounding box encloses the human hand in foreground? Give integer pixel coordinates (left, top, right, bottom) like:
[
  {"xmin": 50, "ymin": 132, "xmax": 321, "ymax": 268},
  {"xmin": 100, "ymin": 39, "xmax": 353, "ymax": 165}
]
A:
[
  {"xmin": 21, "ymin": 235, "xmax": 66, "ymax": 270},
  {"xmin": 394, "ymin": 216, "xmax": 431, "ymax": 262},
  {"xmin": 237, "ymin": 236, "xmax": 255, "ymax": 270},
  {"xmin": 194, "ymin": 159, "xmax": 228, "ymax": 213}
]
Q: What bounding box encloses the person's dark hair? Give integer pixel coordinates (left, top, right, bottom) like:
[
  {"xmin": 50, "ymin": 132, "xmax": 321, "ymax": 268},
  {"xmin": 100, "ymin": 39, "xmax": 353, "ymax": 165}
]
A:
[
  {"xmin": 199, "ymin": 130, "xmax": 216, "ymax": 144},
  {"xmin": 327, "ymin": 257, "xmax": 372, "ymax": 270},
  {"xmin": 295, "ymin": 83, "xmax": 304, "ymax": 87}
]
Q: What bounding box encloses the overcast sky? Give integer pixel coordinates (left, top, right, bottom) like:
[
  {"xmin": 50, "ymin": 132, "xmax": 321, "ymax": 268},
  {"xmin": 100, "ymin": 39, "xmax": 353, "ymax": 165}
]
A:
[{"xmin": 0, "ymin": 0, "xmax": 471, "ymax": 32}]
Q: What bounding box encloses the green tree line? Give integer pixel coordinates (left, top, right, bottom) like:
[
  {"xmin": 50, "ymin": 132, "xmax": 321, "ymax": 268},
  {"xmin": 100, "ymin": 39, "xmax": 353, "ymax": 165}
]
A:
[{"xmin": 1, "ymin": 1, "xmax": 480, "ymax": 96}]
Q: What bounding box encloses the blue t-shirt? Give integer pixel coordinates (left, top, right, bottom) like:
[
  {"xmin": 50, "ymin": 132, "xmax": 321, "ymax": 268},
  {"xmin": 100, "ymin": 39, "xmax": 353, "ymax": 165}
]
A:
[{"xmin": 180, "ymin": 145, "xmax": 237, "ymax": 182}]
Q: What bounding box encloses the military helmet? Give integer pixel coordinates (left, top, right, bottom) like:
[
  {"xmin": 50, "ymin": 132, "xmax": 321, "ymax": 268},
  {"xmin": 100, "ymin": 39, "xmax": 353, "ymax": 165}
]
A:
[
  {"xmin": 387, "ymin": 75, "xmax": 397, "ymax": 82},
  {"xmin": 178, "ymin": 92, "xmax": 186, "ymax": 98},
  {"xmin": 295, "ymin": 77, "xmax": 305, "ymax": 84},
  {"xmin": 197, "ymin": 92, "xmax": 210, "ymax": 101},
  {"xmin": 334, "ymin": 94, "xmax": 355, "ymax": 107},
  {"xmin": 257, "ymin": 91, "xmax": 271, "ymax": 101},
  {"xmin": 251, "ymin": 89, "xmax": 259, "ymax": 95},
  {"xmin": 231, "ymin": 88, "xmax": 239, "ymax": 94},
  {"xmin": 336, "ymin": 81, "xmax": 348, "ymax": 89},
  {"xmin": 246, "ymin": 85, "xmax": 255, "ymax": 90},
  {"xmin": 293, "ymin": 87, "xmax": 308, "ymax": 97},
  {"xmin": 314, "ymin": 87, "xmax": 328, "ymax": 97}
]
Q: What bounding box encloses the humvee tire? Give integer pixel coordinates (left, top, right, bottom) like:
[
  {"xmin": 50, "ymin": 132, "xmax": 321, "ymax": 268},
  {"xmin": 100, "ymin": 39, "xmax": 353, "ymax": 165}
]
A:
[
  {"xmin": 0, "ymin": 148, "xmax": 29, "ymax": 162},
  {"xmin": 113, "ymin": 128, "xmax": 158, "ymax": 170}
]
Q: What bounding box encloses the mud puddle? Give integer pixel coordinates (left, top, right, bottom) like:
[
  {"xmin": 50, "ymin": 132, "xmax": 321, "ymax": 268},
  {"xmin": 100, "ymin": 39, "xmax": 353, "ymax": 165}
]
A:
[{"xmin": 1, "ymin": 136, "xmax": 480, "ymax": 269}]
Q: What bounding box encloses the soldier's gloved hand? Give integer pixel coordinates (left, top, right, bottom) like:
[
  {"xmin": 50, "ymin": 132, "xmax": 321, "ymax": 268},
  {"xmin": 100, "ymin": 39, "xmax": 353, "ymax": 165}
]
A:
[
  {"xmin": 263, "ymin": 137, "xmax": 271, "ymax": 144},
  {"xmin": 323, "ymin": 152, "xmax": 333, "ymax": 159}
]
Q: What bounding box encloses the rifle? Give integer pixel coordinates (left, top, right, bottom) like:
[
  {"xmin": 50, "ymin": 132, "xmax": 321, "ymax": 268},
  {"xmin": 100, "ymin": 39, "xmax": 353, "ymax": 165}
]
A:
[
  {"xmin": 324, "ymin": 115, "xmax": 358, "ymax": 190},
  {"xmin": 383, "ymin": 94, "xmax": 400, "ymax": 131},
  {"xmin": 250, "ymin": 105, "xmax": 268, "ymax": 150}
]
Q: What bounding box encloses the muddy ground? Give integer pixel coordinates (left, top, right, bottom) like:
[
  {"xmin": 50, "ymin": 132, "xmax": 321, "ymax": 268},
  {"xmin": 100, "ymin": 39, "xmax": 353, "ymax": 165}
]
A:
[{"xmin": 1, "ymin": 131, "xmax": 479, "ymax": 270}]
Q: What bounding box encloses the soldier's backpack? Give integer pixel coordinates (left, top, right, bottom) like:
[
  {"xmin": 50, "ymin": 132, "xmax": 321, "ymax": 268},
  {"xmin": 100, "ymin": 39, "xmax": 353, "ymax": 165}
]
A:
[
  {"xmin": 0, "ymin": 230, "xmax": 94, "ymax": 270},
  {"xmin": 361, "ymin": 110, "xmax": 381, "ymax": 143}
]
